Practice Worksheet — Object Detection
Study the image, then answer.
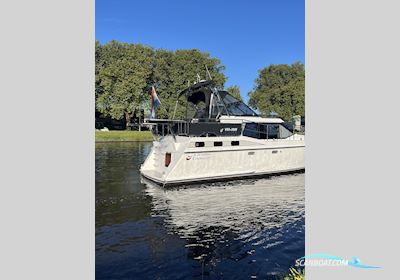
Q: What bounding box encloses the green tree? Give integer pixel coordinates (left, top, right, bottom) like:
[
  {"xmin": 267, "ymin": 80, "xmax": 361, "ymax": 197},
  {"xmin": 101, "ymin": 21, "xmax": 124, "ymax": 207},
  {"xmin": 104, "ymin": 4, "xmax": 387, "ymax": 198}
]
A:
[
  {"xmin": 226, "ymin": 85, "xmax": 243, "ymax": 101},
  {"xmin": 248, "ymin": 62, "xmax": 304, "ymax": 120},
  {"xmin": 96, "ymin": 41, "xmax": 154, "ymax": 129},
  {"xmin": 95, "ymin": 40, "xmax": 104, "ymax": 99},
  {"xmin": 95, "ymin": 42, "xmax": 227, "ymax": 126}
]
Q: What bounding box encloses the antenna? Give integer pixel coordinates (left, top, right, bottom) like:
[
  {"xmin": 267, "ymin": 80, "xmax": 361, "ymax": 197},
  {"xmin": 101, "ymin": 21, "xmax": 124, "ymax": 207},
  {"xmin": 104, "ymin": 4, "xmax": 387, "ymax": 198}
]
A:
[{"xmin": 205, "ymin": 65, "xmax": 212, "ymax": 80}]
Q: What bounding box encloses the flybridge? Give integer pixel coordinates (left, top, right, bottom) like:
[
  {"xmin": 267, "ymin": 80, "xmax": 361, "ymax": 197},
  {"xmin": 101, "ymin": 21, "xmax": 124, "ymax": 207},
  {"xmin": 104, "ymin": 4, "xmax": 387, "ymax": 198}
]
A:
[
  {"xmin": 147, "ymin": 80, "xmax": 258, "ymax": 121},
  {"xmin": 144, "ymin": 80, "xmax": 261, "ymax": 136}
]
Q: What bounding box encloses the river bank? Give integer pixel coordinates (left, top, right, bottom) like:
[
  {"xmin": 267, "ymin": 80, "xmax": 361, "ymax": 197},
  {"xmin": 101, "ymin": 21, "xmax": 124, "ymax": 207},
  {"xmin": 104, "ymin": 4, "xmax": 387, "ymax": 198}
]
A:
[{"xmin": 95, "ymin": 131, "xmax": 153, "ymax": 142}]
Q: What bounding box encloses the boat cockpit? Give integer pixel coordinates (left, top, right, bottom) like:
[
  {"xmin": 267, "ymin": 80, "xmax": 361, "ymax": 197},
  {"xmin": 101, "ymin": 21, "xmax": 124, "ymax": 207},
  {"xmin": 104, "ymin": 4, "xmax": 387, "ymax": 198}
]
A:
[
  {"xmin": 147, "ymin": 80, "xmax": 295, "ymax": 139},
  {"xmin": 178, "ymin": 80, "xmax": 257, "ymax": 121}
]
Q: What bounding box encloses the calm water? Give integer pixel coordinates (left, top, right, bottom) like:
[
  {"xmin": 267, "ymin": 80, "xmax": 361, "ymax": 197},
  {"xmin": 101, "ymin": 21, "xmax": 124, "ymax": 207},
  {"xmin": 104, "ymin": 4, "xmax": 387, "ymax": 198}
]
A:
[{"xmin": 96, "ymin": 142, "xmax": 305, "ymax": 280}]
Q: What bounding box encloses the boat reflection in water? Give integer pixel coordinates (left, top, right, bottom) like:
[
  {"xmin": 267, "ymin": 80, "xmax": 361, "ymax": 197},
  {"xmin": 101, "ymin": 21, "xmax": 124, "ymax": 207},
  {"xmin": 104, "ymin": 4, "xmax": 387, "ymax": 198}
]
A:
[{"xmin": 142, "ymin": 173, "xmax": 304, "ymax": 279}]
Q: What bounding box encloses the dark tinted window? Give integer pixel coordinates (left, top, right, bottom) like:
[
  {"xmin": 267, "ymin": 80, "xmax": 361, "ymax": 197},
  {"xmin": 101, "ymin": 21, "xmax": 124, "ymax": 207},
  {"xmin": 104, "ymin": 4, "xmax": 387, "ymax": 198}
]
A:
[
  {"xmin": 231, "ymin": 141, "xmax": 240, "ymax": 146},
  {"xmin": 259, "ymin": 124, "xmax": 268, "ymax": 139},
  {"xmin": 267, "ymin": 124, "xmax": 279, "ymax": 139},
  {"xmin": 242, "ymin": 123, "xmax": 283, "ymax": 139},
  {"xmin": 214, "ymin": 141, "xmax": 223, "ymax": 146},
  {"xmin": 243, "ymin": 123, "xmax": 259, "ymax": 138},
  {"xmin": 195, "ymin": 142, "xmax": 205, "ymax": 147}
]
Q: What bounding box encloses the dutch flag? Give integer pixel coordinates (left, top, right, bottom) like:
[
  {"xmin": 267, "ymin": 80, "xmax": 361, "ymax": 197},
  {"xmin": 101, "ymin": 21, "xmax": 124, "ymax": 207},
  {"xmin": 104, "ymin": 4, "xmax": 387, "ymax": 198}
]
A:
[{"xmin": 150, "ymin": 85, "xmax": 161, "ymax": 119}]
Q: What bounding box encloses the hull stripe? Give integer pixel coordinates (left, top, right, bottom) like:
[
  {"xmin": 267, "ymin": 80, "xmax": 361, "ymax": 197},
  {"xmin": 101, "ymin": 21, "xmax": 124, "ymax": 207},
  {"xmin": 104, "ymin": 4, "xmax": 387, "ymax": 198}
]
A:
[{"xmin": 184, "ymin": 145, "xmax": 304, "ymax": 153}]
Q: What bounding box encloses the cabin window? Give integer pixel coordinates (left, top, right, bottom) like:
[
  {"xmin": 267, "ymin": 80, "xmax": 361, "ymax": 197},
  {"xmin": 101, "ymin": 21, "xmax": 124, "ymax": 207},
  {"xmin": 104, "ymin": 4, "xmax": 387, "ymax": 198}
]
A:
[
  {"xmin": 195, "ymin": 142, "xmax": 205, "ymax": 147},
  {"xmin": 214, "ymin": 141, "xmax": 223, "ymax": 146},
  {"xmin": 243, "ymin": 123, "xmax": 292, "ymax": 139},
  {"xmin": 231, "ymin": 141, "xmax": 240, "ymax": 146},
  {"xmin": 279, "ymin": 124, "xmax": 293, "ymax": 138},
  {"xmin": 267, "ymin": 124, "xmax": 280, "ymax": 139},
  {"xmin": 259, "ymin": 124, "xmax": 268, "ymax": 139},
  {"xmin": 243, "ymin": 123, "xmax": 259, "ymax": 139}
]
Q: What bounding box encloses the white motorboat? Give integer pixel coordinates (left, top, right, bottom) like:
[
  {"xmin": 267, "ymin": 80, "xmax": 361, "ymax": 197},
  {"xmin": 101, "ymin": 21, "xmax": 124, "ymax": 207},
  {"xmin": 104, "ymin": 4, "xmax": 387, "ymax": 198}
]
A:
[{"xmin": 140, "ymin": 80, "xmax": 304, "ymax": 186}]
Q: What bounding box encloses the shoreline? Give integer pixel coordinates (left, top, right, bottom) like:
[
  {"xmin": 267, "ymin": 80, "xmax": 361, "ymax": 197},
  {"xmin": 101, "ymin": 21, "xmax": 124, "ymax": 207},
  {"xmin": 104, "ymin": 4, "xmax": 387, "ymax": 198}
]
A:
[
  {"xmin": 96, "ymin": 140, "xmax": 153, "ymax": 143},
  {"xmin": 95, "ymin": 131, "xmax": 153, "ymax": 142}
]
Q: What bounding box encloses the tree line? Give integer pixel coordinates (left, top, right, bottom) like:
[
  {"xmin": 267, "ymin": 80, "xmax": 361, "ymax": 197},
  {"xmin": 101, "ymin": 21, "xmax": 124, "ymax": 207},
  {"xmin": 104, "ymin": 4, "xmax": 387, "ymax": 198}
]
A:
[
  {"xmin": 248, "ymin": 62, "xmax": 305, "ymax": 121},
  {"xmin": 96, "ymin": 40, "xmax": 304, "ymax": 129}
]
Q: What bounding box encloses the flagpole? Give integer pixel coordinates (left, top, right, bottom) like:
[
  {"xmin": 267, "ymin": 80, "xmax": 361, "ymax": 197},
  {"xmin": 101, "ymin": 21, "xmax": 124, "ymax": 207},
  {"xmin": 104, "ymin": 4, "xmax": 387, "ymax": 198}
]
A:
[{"xmin": 150, "ymin": 85, "xmax": 154, "ymax": 119}]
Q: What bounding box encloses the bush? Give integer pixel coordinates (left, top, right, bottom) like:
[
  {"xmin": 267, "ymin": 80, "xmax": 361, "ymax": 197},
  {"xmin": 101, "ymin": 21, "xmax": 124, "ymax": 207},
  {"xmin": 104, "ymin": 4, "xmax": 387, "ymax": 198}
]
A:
[{"xmin": 283, "ymin": 268, "xmax": 305, "ymax": 280}]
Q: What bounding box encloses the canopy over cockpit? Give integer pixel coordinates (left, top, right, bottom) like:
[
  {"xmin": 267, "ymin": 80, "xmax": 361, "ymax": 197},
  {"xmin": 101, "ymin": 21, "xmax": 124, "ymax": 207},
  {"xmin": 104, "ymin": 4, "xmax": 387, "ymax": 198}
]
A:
[
  {"xmin": 146, "ymin": 80, "xmax": 294, "ymax": 138},
  {"xmin": 178, "ymin": 80, "xmax": 258, "ymax": 120}
]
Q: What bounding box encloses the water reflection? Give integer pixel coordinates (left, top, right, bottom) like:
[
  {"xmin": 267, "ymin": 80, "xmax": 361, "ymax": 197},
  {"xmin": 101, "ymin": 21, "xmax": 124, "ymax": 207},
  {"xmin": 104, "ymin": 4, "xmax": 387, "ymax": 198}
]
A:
[
  {"xmin": 143, "ymin": 174, "xmax": 305, "ymax": 279},
  {"xmin": 145, "ymin": 175, "xmax": 304, "ymax": 237},
  {"xmin": 96, "ymin": 142, "xmax": 152, "ymax": 226}
]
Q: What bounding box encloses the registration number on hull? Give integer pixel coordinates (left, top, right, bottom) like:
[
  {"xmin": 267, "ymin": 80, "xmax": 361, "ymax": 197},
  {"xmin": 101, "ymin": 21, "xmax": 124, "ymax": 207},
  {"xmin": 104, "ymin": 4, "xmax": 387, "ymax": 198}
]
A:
[{"xmin": 186, "ymin": 153, "xmax": 211, "ymax": 161}]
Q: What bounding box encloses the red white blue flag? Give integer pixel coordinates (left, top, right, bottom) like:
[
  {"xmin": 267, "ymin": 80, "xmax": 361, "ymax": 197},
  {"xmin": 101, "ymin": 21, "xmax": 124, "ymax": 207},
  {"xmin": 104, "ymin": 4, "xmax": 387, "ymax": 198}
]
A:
[{"xmin": 150, "ymin": 85, "xmax": 161, "ymax": 118}]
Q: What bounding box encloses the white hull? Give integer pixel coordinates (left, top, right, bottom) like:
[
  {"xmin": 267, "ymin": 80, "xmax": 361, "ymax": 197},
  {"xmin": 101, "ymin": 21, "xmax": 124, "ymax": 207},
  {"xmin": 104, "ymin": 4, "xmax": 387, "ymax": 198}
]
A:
[{"xmin": 140, "ymin": 134, "xmax": 305, "ymax": 185}]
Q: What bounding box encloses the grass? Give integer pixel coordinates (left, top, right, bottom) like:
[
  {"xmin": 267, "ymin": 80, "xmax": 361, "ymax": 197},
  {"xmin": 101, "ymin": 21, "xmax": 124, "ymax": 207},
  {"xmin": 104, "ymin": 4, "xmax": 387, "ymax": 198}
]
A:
[
  {"xmin": 283, "ymin": 268, "xmax": 305, "ymax": 280},
  {"xmin": 95, "ymin": 130, "xmax": 153, "ymax": 142}
]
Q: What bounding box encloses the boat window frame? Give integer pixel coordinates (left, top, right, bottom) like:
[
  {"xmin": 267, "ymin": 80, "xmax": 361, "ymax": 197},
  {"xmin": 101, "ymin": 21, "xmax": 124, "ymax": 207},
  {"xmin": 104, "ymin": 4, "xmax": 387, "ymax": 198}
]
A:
[
  {"xmin": 217, "ymin": 91, "xmax": 258, "ymax": 117},
  {"xmin": 242, "ymin": 123, "xmax": 293, "ymax": 139}
]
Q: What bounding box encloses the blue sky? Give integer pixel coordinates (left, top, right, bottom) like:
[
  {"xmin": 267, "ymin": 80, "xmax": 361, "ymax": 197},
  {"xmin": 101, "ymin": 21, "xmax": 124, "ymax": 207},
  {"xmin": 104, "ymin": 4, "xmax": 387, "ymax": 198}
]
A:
[{"xmin": 96, "ymin": 0, "xmax": 304, "ymax": 102}]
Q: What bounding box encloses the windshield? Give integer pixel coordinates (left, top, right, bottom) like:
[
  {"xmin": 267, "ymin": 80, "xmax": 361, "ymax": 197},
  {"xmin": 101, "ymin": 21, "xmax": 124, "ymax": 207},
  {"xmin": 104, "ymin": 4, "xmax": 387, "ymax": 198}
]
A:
[{"xmin": 218, "ymin": 91, "xmax": 258, "ymax": 116}]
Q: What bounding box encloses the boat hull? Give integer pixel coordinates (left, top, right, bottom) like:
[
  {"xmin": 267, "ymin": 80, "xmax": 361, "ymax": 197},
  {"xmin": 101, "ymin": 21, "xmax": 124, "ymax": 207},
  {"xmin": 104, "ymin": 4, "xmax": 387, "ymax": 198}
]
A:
[
  {"xmin": 141, "ymin": 168, "xmax": 304, "ymax": 186},
  {"xmin": 140, "ymin": 135, "xmax": 305, "ymax": 186}
]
